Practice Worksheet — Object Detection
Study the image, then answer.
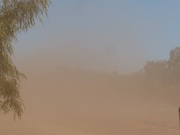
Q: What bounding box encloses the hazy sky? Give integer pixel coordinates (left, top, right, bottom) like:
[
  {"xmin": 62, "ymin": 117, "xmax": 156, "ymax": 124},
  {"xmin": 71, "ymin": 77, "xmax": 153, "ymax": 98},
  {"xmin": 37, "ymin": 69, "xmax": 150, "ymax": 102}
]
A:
[{"xmin": 14, "ymin": 0, "xmax": 180, "ymax": 73}]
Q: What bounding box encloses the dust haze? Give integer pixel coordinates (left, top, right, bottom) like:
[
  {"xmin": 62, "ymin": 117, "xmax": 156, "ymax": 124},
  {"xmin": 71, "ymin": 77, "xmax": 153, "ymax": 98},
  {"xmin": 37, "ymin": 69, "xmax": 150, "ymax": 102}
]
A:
[
  {"xmin": 2, "ymin": 46, "xmax": 180, "ymax": 135},
  {"xmin": 1, "ymin": 1, "xmax": 180, "ymax": 135}
]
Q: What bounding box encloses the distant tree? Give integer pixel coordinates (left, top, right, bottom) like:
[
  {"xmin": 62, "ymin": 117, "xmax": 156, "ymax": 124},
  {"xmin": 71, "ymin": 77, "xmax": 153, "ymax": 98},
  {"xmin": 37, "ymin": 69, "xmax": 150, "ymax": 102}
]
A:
[
  {"xmin": 143, "ymin": 46, "xmax": 180, "ymax": 85},
  {"xmin": 0, "ymin": 0, "xmax": 51, "ymax": 119},
  {"xmin": 143, "ymin": 60, "xmax": 168, "ymax": 77},
  {"xmin": 167, "ymin": 47, "xmax": 180, "ymax": 83}
]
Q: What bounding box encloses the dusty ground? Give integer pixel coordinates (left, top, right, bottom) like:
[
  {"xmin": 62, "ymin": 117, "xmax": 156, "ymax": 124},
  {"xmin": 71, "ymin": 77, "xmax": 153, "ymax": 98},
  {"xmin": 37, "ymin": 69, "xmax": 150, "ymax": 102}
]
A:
[{"xmin": 0, "ymin": 68, "xmax": 180, "ymax": 135}]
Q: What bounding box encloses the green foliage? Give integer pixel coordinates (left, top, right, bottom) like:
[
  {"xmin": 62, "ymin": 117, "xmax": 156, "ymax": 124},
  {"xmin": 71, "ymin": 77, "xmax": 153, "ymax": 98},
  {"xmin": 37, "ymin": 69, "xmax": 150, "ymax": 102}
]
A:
[
  {"xmin": 143, "ymin": 46, "xmax": 180, "ymax": 85},
  {"xmin": 0, "ymin": 0, "xmax": 50, "ymax": 119},
  {"xmin": 168, "ymin": 47, "xmax": 180, "ymax": 73},
  {"xmin": 167, "ymin": 47, "xmax": 180, "ymax": 83},
  {"xmin": 143, "ymin": 60, "xmax": 168, "ymax": 76}
]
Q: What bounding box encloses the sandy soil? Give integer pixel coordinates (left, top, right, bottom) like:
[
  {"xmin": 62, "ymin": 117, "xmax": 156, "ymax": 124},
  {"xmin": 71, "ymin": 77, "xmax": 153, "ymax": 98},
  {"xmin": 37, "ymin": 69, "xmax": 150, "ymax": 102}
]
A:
[{"xmin": 0, "ymin": 68, "xmax": 180, "ymax": 135}]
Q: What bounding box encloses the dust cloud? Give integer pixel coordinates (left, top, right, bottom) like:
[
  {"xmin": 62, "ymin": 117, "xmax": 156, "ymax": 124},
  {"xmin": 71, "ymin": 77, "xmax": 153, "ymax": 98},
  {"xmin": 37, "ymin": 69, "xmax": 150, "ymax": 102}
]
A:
[
  {"xmin": 1, "ymin": 1, "xmax": 180, "ymax": 135},
  {"xmin": 1, "ymin": 55, "xmax": 180, "ymax": 135}
]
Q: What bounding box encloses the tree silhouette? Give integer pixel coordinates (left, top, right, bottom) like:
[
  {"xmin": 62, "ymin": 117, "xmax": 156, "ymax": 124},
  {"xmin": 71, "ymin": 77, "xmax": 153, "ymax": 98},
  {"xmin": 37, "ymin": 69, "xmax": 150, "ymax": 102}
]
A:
[
  {"xmin": 167, "ymin": 47, "xmax": 180, "ymax": 83},
  {"xmin": 0, "ymin": 0, "xmax": 51, "ymax": 119}
]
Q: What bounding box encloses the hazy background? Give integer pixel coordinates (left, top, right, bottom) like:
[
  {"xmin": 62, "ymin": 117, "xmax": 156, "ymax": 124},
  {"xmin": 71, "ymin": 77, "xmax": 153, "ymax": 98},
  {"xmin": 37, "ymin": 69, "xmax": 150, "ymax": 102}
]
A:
[
  {"xmin": 2, "ymin": 0, "xmax": 180, "ymax": 135},
  {"xmin": 14, "ymin": 0, "xmax": 180, "ymax": 73}
]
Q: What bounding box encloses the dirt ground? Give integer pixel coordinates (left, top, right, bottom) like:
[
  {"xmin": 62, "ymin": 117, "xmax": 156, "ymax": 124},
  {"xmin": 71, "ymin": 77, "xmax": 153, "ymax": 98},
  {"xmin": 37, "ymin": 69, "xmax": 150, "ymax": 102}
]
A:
[{"xmin": 0, "ymin": 68, "xmax": 180, "ymax": 135}]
